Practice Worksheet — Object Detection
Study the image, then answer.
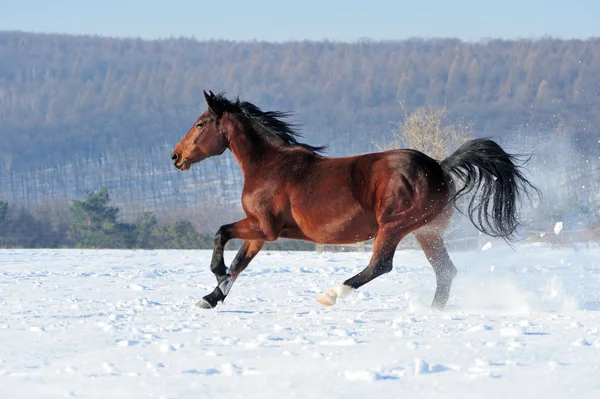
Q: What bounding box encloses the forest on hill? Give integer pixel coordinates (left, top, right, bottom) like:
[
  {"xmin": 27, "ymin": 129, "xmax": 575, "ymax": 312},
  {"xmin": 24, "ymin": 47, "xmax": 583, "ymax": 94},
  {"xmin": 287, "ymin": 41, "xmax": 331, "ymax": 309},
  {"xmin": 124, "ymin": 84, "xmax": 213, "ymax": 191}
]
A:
[
  {"xmin": 2, "ymin": 32, "xmax": 599, "ymax": 165},
  {"xmin": 0, "ymin": 32, "xmax": 599, "ymax": 238}
]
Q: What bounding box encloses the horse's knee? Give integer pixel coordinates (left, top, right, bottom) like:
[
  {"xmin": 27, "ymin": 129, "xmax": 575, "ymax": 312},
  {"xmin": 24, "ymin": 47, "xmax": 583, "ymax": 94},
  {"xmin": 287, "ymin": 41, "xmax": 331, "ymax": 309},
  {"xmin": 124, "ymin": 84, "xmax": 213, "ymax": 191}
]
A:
[
  {"xmin": 214, "ymin": 227, "xmax": 228, "ymax": 247},
  {"xmin": 213, "ymin": 231, "xmax": 221, "ymax": 247}
]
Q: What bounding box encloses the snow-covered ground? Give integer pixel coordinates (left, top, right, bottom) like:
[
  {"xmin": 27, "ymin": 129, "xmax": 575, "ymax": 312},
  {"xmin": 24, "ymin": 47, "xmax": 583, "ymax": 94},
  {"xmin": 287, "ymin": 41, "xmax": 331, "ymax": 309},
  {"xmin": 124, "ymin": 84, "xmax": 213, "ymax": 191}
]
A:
[{"xmin": 1, "ymin": 244, "xmax": 599, "ymax": 398}]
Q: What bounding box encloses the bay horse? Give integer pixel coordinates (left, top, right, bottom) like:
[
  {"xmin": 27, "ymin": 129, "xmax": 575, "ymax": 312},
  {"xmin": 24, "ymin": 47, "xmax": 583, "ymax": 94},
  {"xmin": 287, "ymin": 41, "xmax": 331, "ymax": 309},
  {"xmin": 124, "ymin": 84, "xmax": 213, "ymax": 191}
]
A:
[{"xmin": 172, "ymin": 91, "xmax": 538, "ymax": 310}]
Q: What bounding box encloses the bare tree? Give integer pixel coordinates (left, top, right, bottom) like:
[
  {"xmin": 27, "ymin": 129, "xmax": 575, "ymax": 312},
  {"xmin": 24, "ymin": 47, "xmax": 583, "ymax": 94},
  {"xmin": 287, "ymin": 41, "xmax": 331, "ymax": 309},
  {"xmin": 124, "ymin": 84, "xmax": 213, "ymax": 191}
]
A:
[{"xmin": 374, "ymin": 103, "xmax": 473, "ymax": 160}]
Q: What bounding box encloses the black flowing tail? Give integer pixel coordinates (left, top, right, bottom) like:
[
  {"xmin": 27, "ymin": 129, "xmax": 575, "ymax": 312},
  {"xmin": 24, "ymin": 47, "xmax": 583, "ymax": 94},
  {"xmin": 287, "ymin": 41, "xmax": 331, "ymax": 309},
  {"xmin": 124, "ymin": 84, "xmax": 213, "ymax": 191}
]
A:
[{"xmin": 440, "ymin": 138, "xmax": 540, "ymax": 240}]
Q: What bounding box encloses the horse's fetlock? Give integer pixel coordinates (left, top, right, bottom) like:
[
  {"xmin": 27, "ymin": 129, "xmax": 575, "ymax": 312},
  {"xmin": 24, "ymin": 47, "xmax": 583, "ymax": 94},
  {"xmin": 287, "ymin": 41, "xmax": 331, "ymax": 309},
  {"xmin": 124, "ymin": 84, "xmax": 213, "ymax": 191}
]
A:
[
  {"xmin": 376, "ymin": 261, "xmax": 393, "ymax": 275},
  {"xmin": 383, "ymin": 263, "xmax": 394, "ymax": 274}
]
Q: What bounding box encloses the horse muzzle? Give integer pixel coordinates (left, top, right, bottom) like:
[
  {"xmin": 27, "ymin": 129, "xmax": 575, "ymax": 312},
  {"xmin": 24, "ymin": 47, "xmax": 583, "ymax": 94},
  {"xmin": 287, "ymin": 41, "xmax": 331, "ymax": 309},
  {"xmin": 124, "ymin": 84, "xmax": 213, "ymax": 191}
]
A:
[{"xmin": 171, "ymin": 152, "xmax": 189, "ymax": 171}]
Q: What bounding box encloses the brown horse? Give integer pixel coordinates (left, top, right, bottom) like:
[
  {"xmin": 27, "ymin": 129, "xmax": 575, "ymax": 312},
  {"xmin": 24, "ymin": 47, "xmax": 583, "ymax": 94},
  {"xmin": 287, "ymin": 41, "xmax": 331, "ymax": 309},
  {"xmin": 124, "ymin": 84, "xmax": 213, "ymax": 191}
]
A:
[{"xmin": 172, "ymin": 91, "xmax": 539, "ymax": 310}]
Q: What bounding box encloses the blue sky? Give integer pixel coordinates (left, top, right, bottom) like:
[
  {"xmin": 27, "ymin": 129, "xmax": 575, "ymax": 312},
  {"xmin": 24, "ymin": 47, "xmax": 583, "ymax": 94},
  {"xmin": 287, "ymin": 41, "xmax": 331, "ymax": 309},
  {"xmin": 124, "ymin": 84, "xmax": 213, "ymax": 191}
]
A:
[{"xmin": 1, "ymin": 0, "xmax": 598, "ymax": 41}]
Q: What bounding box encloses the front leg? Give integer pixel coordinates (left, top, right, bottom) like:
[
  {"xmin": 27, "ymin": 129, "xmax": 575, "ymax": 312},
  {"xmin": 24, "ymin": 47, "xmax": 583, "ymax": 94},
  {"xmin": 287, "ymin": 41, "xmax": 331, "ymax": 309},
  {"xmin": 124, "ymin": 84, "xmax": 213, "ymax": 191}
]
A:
[{"xmin": 197, "ymin": 218, "xmax": 273, "ymax": 309}]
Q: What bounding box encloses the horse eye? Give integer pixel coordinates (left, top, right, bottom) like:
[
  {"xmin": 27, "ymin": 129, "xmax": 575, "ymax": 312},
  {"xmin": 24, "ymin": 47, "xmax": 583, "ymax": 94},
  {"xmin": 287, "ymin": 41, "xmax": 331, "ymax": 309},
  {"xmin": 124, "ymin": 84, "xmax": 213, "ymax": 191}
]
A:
[{"xmin": 196, "ymin": 122, "xmax": 203, "ymax": 128}]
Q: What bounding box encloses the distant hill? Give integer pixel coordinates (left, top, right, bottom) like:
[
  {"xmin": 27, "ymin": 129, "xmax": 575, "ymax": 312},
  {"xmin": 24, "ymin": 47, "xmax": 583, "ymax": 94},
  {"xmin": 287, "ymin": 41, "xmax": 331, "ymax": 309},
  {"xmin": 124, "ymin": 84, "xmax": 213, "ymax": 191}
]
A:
[{"xmin": 0, "ymin": 31, "xmax": 598, "ymax": 213}]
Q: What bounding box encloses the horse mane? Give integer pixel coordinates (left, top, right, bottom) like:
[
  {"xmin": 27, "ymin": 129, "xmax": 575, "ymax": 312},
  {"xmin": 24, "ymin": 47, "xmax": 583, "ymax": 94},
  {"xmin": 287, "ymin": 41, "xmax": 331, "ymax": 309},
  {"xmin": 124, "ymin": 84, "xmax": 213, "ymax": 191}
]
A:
[{"xmin": 211, "ymin": 93, "xmax": 327, "ymax": 154}]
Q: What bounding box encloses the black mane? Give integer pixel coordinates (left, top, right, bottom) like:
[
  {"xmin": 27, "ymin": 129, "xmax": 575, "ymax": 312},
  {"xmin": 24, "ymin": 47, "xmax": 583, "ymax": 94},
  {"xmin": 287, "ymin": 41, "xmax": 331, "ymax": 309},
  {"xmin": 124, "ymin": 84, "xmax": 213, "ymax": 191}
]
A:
[{"xmin": 212, "ymin": 93, "xmax": 327, "ymax": 154}]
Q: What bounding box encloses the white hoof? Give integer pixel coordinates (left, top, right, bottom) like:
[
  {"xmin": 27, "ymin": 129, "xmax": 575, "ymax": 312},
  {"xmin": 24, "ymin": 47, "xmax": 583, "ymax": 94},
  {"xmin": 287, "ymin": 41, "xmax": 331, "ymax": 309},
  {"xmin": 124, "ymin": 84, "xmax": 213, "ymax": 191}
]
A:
[
  {"xmin": 315, "ymin": 284, "xmax": 354, "ymax": 307},
  {"xmin": 315, "ymin": 290, "xmax": 337, "ymax": 306}
]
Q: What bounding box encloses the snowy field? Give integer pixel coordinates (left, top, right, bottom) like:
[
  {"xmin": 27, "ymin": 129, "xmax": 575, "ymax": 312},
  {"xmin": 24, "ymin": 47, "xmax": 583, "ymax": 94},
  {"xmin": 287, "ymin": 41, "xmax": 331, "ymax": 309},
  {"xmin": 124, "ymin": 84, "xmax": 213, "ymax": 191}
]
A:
[{"xmin": 1, "ymin": 244, "xmax": 599, "ymax": 398}]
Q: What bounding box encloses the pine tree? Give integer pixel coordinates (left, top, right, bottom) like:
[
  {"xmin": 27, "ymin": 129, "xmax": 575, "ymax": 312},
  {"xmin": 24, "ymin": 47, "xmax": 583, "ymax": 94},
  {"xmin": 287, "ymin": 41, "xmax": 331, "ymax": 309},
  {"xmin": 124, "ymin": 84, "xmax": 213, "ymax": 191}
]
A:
[
  {"xmin": 135, "ymin": 212, "xmax": 159, "ymax": 249},
  {"xmin": 69, "ymin": 187, "xmax": 135, "ymax": 248}
]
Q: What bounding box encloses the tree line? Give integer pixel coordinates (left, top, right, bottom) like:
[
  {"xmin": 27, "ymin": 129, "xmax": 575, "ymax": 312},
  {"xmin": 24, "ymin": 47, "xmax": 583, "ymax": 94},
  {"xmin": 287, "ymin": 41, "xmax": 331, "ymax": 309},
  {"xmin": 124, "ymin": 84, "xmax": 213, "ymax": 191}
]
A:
[
  {"xmin": 0, "ymin": 187, "xmax": 314, "ymax": 250},
  {"xmin": 1, "ymin": 32, "xmax": 599, "ymax": 169}
]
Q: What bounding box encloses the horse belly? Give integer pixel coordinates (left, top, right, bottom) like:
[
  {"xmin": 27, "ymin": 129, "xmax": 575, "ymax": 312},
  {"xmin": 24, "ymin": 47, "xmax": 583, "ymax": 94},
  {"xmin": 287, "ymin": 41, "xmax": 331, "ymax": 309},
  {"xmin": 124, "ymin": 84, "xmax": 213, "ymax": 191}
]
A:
[{"xmin": 292, "ymin": 204, "xmax": 377, "ymax": 245}]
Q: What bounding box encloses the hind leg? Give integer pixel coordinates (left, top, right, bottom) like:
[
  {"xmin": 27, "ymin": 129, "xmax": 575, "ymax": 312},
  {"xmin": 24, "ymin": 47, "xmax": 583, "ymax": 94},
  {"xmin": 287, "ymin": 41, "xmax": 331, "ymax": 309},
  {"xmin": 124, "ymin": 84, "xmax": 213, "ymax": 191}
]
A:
[
  {"xmin": 316, "ymin": 226, "xmax": 407, "ymax": 306},
  {"xmin": 415, "ymin": 232, "xmax": 457, "ymax": 310}
]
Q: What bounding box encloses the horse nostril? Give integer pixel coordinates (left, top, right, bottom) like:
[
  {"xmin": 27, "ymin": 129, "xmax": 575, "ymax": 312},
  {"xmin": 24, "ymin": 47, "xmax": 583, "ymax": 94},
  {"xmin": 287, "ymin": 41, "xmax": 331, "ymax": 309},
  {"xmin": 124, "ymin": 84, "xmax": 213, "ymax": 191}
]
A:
[{"xmin": 171, "ymin": 152, "xmax": 179, "ymax": 162}]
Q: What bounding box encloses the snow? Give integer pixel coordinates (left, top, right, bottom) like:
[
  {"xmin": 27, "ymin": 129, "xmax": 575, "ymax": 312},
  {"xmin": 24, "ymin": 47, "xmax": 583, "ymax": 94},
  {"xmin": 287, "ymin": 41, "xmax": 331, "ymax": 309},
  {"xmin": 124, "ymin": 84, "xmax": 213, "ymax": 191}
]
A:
[
  {"xmin": 1, "ymin": 245, "xmax": 599, "ymax": 398},
  {"xmin": 481, "ymin": 241, "xmax": 492, "ymax": 251},
  {"xmin": 554, "ymin": 222, "xmax": 564, "ymax": 235}
]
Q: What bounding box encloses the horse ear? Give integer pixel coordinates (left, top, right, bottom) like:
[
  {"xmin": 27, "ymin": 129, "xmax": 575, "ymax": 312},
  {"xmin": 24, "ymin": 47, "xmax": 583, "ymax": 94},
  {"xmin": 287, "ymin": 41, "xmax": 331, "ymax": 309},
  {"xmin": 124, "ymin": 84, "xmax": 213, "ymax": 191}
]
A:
[{"xmin": 203, "ymin": 90, "xmax": 224, "ymax": 116}]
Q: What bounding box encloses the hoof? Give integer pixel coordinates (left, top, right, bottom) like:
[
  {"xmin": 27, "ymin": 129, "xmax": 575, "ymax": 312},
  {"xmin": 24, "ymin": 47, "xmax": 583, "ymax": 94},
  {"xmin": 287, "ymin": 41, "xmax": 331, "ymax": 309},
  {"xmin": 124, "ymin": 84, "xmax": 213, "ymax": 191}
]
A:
[
  {"xmin": 196, "ymin": 298, "xmax": 215, "ymax": 309},
  {"xmin": 430, "ymin": 302, "xmax": 446, "ymax": 312},
  {"xmin": 315, "ymin": 293, "xmax": 336, "ymax": 306},
  {"xmin": 431, "ymin": 294, "xmax": 449, "ymax": 311},
  {"xmin": 315, "ymin": 284, "xmax": 354, "ymax": 307},
  {"xmin": 196, "ymin": 287, "xmax": 225, "ymax": 309}
]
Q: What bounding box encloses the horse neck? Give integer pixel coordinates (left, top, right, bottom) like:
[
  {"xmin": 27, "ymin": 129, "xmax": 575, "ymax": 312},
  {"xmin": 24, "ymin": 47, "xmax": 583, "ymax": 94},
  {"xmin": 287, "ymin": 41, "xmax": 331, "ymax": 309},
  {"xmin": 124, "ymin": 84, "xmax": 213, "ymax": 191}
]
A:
[{"xmin": 226, "ymin": 120, "xmax": 280, "ymax": 177}]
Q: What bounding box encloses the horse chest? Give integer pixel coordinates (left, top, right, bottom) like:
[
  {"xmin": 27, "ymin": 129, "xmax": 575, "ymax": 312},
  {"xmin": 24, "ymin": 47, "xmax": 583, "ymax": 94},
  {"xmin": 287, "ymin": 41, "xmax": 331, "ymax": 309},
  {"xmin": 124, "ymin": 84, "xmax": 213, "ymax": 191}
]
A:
[{"xmin": 241, "ymin": 184, "xmax": 285, "ymax": 215}]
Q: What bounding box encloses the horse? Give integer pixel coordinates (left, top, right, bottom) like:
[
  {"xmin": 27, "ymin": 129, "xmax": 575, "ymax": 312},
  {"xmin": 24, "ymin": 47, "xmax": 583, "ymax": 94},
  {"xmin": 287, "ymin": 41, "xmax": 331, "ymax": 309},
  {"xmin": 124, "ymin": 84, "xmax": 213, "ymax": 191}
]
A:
[{"xmin": 172, "ymin": 90, "xmax": 539, "ymax": 310}]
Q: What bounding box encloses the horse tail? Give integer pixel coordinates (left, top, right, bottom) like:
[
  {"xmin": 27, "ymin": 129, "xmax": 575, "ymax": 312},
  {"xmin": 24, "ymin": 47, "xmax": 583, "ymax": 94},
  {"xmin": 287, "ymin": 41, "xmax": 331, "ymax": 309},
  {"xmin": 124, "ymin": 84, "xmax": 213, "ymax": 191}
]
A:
[{"xmin": 440, "ymin": 138, "xmax": 540, "ymax": 240}]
